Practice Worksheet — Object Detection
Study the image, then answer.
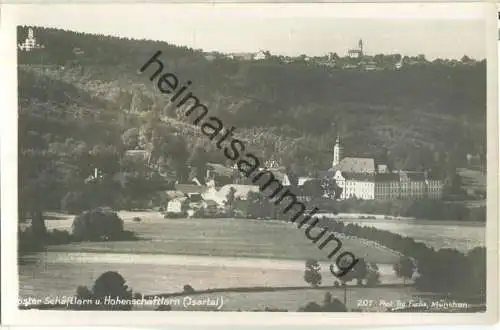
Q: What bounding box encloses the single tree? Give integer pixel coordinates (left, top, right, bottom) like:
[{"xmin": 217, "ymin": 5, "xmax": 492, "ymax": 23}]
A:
[
  {"xmin": 91, "ymin": 271, "xmax": 133, "ymax": 311},
  {"xmin": 304, "ymin": 259, "xmax": 322, "ymax": 287},
  {"xmin": 225, "ymin": 187, "xmax": 237, "ymax": 217},
  {"xmin": 331, "ymin": 256, "xmax": 360, "ymax": 306},
  {"xmin": 366, "ymin": 263, "xmax": 381, "ymax": 287},
  {"xmin": 183, "ymin": 284, "xmax": 195, "ymax": 293},
  {"xmin": 394, "ymin": 256, "xmax": 416, "ymax": 285},
  {"xmin": 302, "ymin": 179, "xmax": 324, "ymax": 200},
  {"xmin": 352, "ymin": 258, "xmax": 369, "ymax": 286},
  {"xmin": 72, "ymin": 208, "xmax": 125, "ymax": 241},
  {"xmin": 322, "ymin": 292, "xmax": 347, "ymax": 312},
  {"xmin": 189, "ymin": 145, "xmax": 208, "ymax": 185}
]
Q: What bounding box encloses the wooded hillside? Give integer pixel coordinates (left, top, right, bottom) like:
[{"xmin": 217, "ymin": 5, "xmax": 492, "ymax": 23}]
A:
[{"xmin": 18, "ymin": 25, "xmax": 486, "ymax": 175}]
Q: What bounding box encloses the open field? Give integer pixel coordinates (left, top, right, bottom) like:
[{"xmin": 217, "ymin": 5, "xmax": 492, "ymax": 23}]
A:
[
  {"xmin": 41, "ymin": 210, "xmax": 485, "ymax": 254},
  {"xmin": 20, "ymin": 211, "xmax": 483, "ymax": 309},
  {"xmin": 139, "ymin": 286, "xmax": 418, "ymax": 311},
  {"xmin": 19, "ymin": 251, "xmax": 409, "ymax": 302},
  {"xmin": 43, "ymin": 211, "xmax": 401, "ymax": 264}
]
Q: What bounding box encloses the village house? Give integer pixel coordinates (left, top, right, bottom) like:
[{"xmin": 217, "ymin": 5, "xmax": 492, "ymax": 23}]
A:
[
  {"xmin": 228, "ymin": 52, "xmax": 256, "ymax": 61},
  {"xmin": 203, "ymin": 52, "xmax": 222, "ymax": 61},
  {"xmin": 254, "ymin": 50, "xmax": 271, "ymax": 60},
  {"xmin": 166, "ymin": 197, "xmax": 188, "ymax": 215},
  {"xmin": 205, "ymin": 162, "xmax": 235, "ymax": 186},
  {"xmin": 174, "ymin": 183, "xmax": 207, "ymax": 203},
  {"xmin": 123, "ymin": 149, "xmax": 152, "ymax": 164}
]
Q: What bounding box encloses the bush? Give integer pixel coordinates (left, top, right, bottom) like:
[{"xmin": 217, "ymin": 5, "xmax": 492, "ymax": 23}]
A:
[
  {"xmin": 18, "ymin": 227, "xmax": 44, "ymax": 254},
  {"xmin": 72, "ymin": 208, "xmax": 125, "ymax": 241},
  {"xmin": 48, "ymin": 229, "xmax": 72, "ymax": 245},
  {"xmin": 303, "ymin": 259, "xmax": 322, "ymax": 287},
  {"xmin": 183, "ymin": 284, "xmax": 195, "ymax": 293},
  {"xmin": 72, "ymin": 271, "xmax": 134, "ymax": 310},
  {"xmin": 298, "ymin": 295, "xmax": 347, "ymax": 312},
  {"xmin": 365, "ymin": 269, "xmax": 381, "ymax": 287},
  {"xmin": 297, "ymin": 302, "xmax": 322, "ymax": 312}
]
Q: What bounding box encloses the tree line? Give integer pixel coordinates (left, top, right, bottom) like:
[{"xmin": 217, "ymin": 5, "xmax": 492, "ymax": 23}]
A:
[{"xmin": 18, "ymin": 25, "xmax": 486, "ymax": 175}]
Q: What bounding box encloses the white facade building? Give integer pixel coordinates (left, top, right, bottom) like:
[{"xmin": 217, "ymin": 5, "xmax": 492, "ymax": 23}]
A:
[
  {"xmin": 166, "ymin": 197, "xmax": 187, "ymax": 214},
  {"xmin": 18, "ymin": 28, "xmax": 44, "ymax": 52},
  {"xmin": 328, "ymin": 136, "xmax": 444, "ymax": 200}
]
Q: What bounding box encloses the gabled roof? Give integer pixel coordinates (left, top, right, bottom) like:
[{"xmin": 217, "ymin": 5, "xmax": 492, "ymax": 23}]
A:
[
  {"xmin": 298, "ymin": 177, "xmax": 316, "ymax": 186},
  {"xmin": 203, "ymin": 200, "xmax": 219, "ymax": 207},
  {"xmin": 268, "ymin": 170, "xmax": 290, "ymax": 186},
  {"xmin": 333, "ymin": 157, "xmax": 376, "ymax": 173},
  {"xmin": 254, "ymin": 168, "xmax": 290, "ymax": 186},
  {"xmin": 343, "ymin": 172, "xmax": 375, "ymax": 182},
  {"xmin": 207, "ymin": 162, "xmax": 234, "ymax": 177},
  {"xmin": 123, "ymin": 149, "xmax": 150, "ymax": 162},
  {"xmin": 170, "ymin": 197, "xmax": 188, "ymax": 203},
  {"xmin": 163, "ymin": 190, "xmax": 187, "ymax": 200},
  {"xmin": 175, "ymin": 184, "xmax": 207, "ymax": 195},
  {"xmin": 218, "ymin": 184, "xmax": 261, "ymax": 200}
]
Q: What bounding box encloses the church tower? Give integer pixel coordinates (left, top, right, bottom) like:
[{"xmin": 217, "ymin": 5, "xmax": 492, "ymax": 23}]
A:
[{"xmin": 332, "ymin": 135, "xmax": 343, "ymax": 168}]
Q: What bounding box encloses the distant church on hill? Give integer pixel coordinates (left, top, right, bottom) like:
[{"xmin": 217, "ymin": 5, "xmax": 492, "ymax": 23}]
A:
[
  {"xmin": 18, "ymin": 28, "xmax": 45, "ymax": 52},
  {"xmin": 325, "ymin": 135, "xmax": 444, "ymax": 200}
]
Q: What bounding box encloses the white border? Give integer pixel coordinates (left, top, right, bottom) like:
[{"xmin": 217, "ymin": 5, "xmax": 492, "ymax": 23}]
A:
[{"xmin": 1, "ymin": 2, "xmax": 498, "ymax": 326}]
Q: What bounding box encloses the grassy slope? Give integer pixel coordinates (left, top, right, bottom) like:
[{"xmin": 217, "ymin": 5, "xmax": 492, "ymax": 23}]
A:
[{"xmin": 44, "ymin": 212, "xmax": 401, "ymax": 264}]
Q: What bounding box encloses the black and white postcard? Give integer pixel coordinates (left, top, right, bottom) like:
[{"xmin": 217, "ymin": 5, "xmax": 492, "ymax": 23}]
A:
[{"xmin": 0, "ymin": 1, "xmax": 498, "ymax": 326}]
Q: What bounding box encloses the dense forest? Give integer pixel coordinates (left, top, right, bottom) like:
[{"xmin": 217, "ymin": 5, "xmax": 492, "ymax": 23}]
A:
[
  {"xmin": 18, "ymin": 25, "xmax": 486, "ymax": 220},
  {"xmin": 18, "ymin": 26, "xmax": 486, "ymax": 169}
]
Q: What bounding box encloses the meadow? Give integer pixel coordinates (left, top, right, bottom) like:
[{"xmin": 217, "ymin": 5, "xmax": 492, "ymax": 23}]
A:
[
  {"xmin": 20, "ymin": 211, "xmax": 484, "ymax": 310},
  {"xmin": 43, "ymin": 211, "xmax": 401, "ymax": 264}
]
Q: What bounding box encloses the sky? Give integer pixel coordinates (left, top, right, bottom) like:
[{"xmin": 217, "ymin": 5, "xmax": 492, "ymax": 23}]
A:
[{"xmin": 10, "ymin": 3, "xmax": 488, "ymax": 60}]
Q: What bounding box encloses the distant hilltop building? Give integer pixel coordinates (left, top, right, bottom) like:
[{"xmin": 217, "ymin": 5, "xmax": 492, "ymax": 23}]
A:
[
  {"xmin": 18, "ymin": 28, "xmax": 45, "ymax": 52},
  {"xmin": 347, "ymin": 39, "xmax": 364, "ymax": 59},
  {"xmin": 324, "ymin": 135, "xmax": 444, "ymax": 200},
  {"xmin": 226, "ymin": 50, "xmax": 270, "ymax": 61}
]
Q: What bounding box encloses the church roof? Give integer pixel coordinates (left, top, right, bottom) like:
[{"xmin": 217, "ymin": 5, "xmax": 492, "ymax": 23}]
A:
[{"xmin": 333, "ymin": 157, "xmax": 375, "ymax": 173}]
